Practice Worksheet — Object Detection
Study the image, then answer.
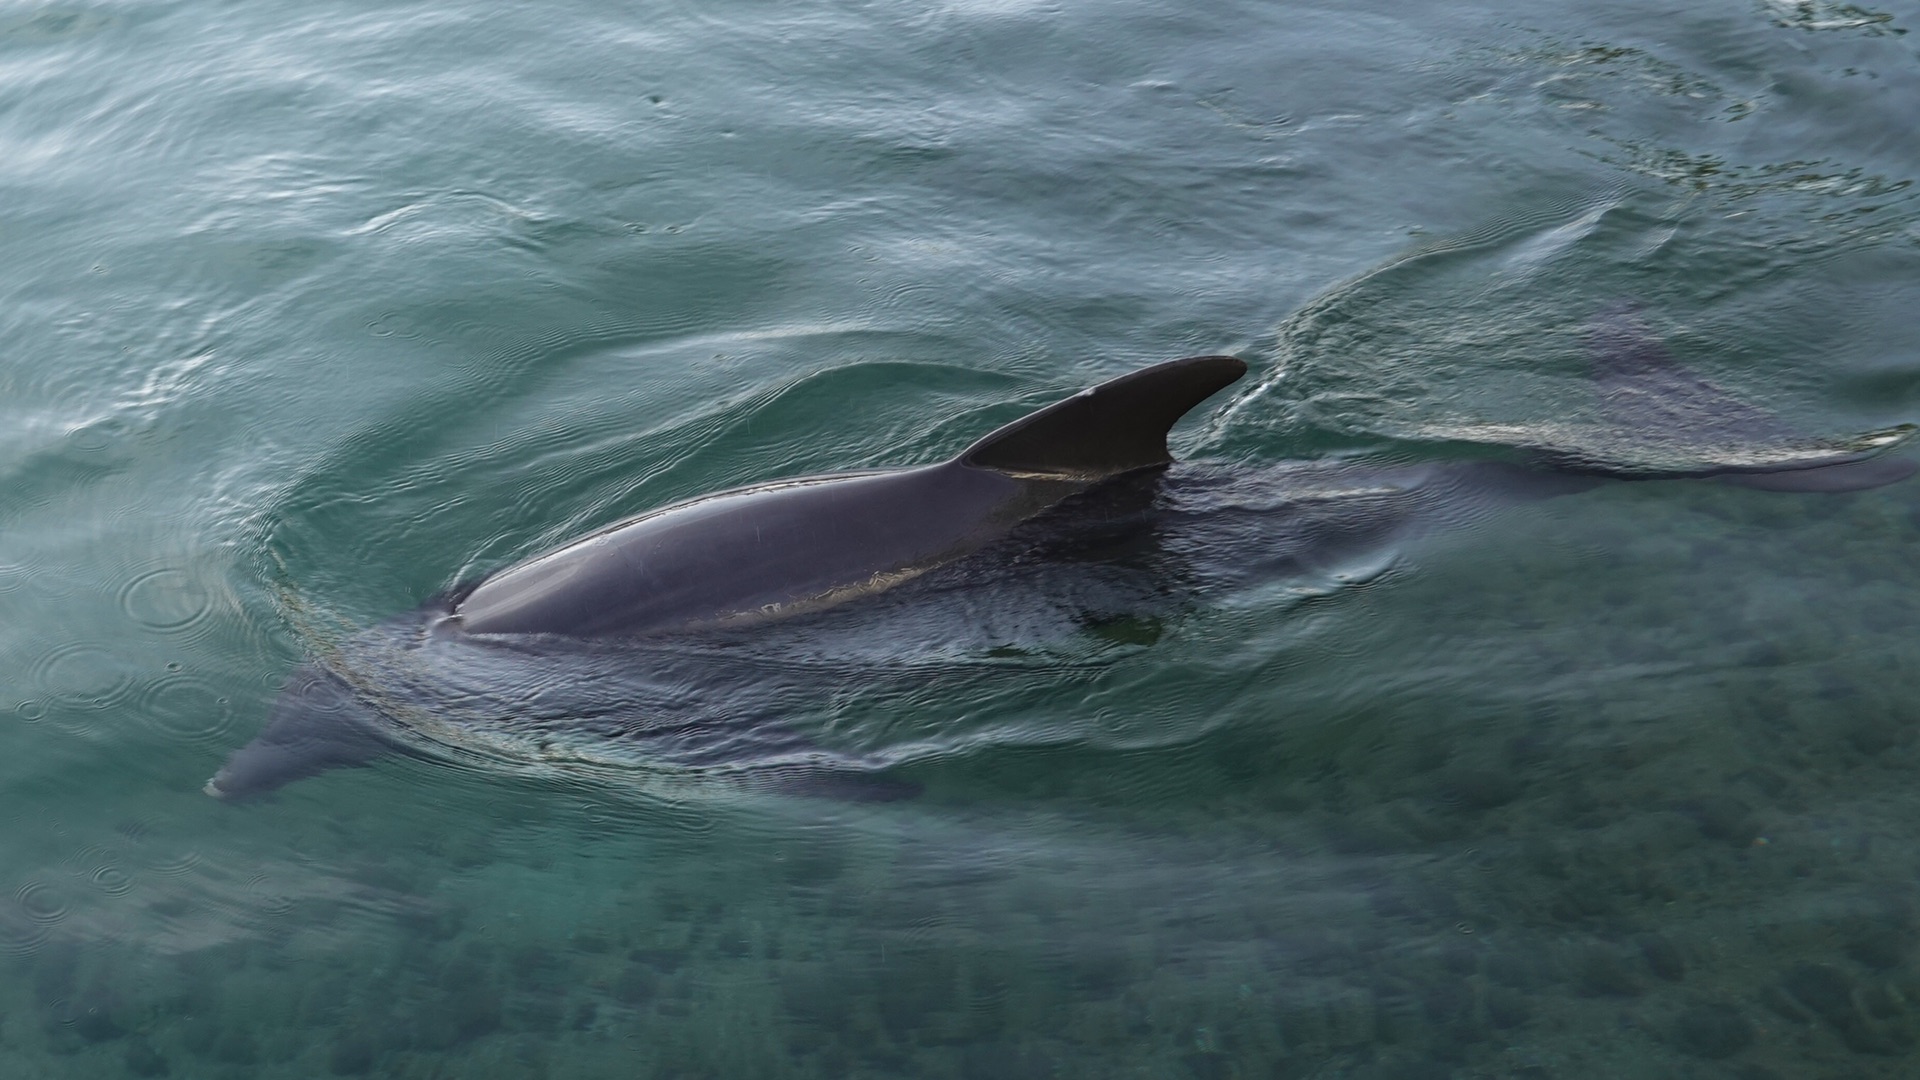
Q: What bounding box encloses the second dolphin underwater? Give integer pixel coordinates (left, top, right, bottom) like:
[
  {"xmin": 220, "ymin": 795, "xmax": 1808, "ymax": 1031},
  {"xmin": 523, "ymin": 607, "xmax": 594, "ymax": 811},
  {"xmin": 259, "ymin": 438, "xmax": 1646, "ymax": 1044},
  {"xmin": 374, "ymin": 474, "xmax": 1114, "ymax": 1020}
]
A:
[{"xmin": 209, "ymin": 315, "xmax": 1916, "ymax": 800}]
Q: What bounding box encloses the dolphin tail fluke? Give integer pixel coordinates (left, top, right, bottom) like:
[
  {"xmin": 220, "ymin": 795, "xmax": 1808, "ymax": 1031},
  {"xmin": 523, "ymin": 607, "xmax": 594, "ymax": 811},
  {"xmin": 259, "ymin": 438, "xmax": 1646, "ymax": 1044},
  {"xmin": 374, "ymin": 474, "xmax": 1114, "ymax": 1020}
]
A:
[
  {"xmin": 1714, "ymin": 455, "xmax": 1918, "ymax": 493},
  {"xmin": 958, "ymin": 355, "xmax": 1246, "ymax": 480},
  {"xmin": 1564, "ymin": 305, "xmax": 1915, "ymax": 492}
]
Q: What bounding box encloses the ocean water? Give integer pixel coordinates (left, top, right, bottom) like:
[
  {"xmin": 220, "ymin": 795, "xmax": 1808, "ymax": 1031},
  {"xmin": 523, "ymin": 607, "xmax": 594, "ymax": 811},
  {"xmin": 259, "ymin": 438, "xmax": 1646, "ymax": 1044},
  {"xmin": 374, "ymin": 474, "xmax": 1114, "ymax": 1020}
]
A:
[{"xmin": 4, "ymin": 0, "xmax": 1920, "ymax": 1076}]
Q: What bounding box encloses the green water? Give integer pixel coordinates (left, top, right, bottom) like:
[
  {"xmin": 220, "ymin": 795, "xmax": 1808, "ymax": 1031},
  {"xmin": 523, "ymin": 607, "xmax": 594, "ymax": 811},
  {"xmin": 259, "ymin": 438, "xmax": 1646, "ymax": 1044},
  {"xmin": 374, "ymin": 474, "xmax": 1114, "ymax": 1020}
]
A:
[{"xmin": 4, "ymin": 0, "xmax": 1920, "ymax": 1076}]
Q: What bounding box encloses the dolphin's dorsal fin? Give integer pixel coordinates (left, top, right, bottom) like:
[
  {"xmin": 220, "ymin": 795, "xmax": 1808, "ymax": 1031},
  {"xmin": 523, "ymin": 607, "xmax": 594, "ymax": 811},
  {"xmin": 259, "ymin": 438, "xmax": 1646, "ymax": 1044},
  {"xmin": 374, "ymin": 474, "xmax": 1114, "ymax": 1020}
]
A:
[{"xmin": 957, "ymin": 355, "xmax": 1246, "ymax": 479}]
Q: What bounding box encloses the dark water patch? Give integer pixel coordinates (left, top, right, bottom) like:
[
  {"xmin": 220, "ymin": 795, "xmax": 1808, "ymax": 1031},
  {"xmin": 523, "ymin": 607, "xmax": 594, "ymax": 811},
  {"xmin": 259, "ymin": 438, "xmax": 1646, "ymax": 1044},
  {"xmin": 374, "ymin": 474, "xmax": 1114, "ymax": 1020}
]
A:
[
  {"xmin": 122, "ymin": 1034, "xmax": 170, "ymax": 1076},
  {"xmin": 0, "ymin": 7, "xmax": 113, "ymax": 45},
  {"xmin": 1670, "ymin": 1000, "xmax": 1755, "ymax": 1058}
]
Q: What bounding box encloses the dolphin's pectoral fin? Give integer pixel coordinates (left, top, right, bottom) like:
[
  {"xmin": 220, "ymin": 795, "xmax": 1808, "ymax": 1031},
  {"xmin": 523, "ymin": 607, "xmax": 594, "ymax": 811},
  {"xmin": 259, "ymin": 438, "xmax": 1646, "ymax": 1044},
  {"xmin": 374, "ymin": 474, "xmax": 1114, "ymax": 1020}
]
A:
[
  {"xmin": 205, "ymin": 663, "xmax": 397, "ymax": 801},
  {"xmin": 960, "ymin": 355, "xmax": 1246, "ymax": 481}
]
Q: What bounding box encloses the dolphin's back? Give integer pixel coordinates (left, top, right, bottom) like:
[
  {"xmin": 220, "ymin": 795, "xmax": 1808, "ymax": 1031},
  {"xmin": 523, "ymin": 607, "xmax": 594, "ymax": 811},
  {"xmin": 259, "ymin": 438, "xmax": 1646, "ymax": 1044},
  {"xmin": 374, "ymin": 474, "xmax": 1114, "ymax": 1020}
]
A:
[
  {"xmin": 452, "ymin": 464, "xmax": 1036, "ymax": 637},
  {"xmin": 452, "ymin": 356, "xmax": 1248, "ymax": 638}
]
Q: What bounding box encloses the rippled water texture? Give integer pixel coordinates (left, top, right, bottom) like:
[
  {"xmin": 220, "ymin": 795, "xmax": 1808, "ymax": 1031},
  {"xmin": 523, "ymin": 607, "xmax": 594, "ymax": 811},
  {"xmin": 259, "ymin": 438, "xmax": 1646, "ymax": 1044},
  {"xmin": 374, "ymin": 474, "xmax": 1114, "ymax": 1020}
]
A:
[{"xmin": 4, "ymin": 0, "xmax": 1920, "ymax": 1076}]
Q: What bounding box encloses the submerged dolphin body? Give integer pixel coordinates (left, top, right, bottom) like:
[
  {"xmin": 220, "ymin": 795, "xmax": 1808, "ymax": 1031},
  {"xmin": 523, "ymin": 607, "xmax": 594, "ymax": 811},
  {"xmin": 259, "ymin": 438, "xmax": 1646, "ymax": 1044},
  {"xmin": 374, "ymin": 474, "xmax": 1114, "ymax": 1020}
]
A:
[
  {"xmin": 209, "ymin": 339, "xmax": 1914, "ymax": 801},
  {"xmin": 209, "ymin": 356, "xmax": 1249, "ymax": 799}
]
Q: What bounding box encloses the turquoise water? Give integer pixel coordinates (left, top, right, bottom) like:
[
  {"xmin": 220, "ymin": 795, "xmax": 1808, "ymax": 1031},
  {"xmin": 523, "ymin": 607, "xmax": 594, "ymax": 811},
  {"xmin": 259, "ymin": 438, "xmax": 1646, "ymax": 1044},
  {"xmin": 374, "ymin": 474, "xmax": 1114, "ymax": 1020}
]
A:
[{"xmin": 5, "ymin": 0, "xmax": 1920, "ymax": 1075}]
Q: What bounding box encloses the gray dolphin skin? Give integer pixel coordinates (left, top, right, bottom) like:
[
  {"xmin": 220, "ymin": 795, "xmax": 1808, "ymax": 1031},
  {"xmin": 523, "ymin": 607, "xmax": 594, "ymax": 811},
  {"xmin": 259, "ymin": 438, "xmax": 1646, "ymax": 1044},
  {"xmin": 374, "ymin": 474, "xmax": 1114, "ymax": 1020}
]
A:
[{"xmin": 208, "ymin": 334, "xmax": 1915, "ymax": 802}]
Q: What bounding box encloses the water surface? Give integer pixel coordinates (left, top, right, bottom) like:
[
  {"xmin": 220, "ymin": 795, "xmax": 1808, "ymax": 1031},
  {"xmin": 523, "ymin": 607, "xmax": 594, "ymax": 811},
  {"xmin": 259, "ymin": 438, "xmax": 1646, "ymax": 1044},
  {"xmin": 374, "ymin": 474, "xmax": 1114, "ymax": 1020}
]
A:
[{"xmin": 4, "ymin": 0, "xmax": 1920, "ymax": 1076}]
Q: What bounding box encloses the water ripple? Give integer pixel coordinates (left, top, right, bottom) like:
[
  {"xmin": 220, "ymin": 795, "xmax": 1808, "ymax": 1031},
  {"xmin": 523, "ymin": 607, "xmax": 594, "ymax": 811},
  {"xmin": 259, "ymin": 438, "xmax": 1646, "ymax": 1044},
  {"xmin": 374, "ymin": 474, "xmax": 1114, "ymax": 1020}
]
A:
[
  {"xmin": 137, "ymin": 672, "xmax": 236, "ymax": 744},
  {"xmin": 246, "ymin": 873, "xmax": 296, "ymax": 918},
  {"xmin": 31, "ymin": 642, "xmax": 135, "ymax": 713},
  {"xmin": 16, "ymin": 880, "xmax": 70, "ymax": 925},
  {"xmin": 145, "ymin": 851, "xmax": 203, "ymax": 878},
  {"xmin": 0, "ymin": 899, "xmax": 49, "ymax": 956},
  {"xmin": 75, "ymin": 849, "xmax": 135, "ymax": 897},
  {"xmin": 117, "ymin": 565, "xmax": 215, "ymax": 638}
]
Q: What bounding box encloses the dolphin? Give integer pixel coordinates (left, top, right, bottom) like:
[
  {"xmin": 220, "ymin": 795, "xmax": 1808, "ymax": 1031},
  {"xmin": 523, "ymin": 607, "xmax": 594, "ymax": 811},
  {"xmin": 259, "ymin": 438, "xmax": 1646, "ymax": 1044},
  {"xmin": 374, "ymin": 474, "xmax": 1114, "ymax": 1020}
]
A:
[
  {"xmin": 208, "ymin": 337, "xmax": 1914, "ymax": 801},
  {"xmin": 208, "ymin": 355, "xmax": 1249, "ymax": 799}
]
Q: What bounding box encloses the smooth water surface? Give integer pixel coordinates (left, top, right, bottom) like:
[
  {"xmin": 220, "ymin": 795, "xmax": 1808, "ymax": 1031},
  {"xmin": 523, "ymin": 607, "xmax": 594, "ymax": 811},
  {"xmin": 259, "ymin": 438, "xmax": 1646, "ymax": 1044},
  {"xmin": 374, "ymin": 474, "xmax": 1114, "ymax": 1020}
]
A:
[{"xmin": 4, "ymin": 0, "xmax": 1920, "ymax": 1076}]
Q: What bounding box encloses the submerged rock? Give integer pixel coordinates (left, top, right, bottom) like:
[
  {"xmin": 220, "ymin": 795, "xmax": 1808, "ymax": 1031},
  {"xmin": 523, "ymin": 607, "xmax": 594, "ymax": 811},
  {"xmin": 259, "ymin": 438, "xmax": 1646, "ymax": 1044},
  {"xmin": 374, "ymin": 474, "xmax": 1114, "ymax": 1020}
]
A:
[
  {"xmin": 1572, "ymin": 944, "xmax": 1642, "ymax": 998},
  {"xmin": 1781, "ymin": 963, "xmax": 1855, "ymax": 1027},
  {"xmin": 1636, "ymin": 933, "xmax": 1686, "ymax": 982},
  {"xmin": 1780, "ymin": 963, "xmax": 1917, "ymax": 1055}
]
